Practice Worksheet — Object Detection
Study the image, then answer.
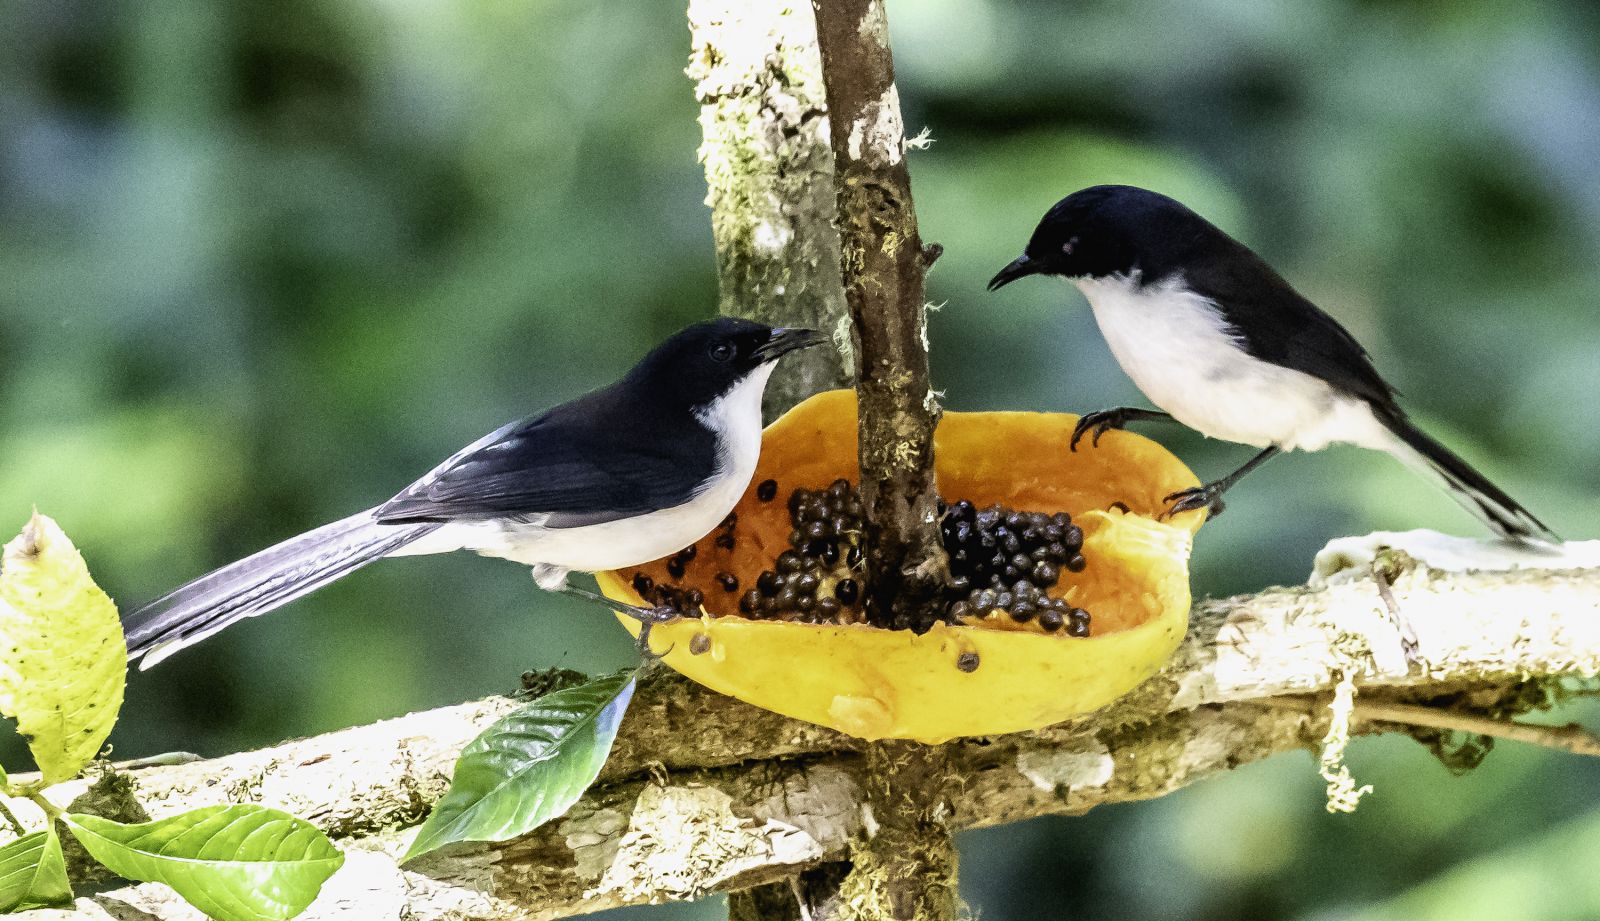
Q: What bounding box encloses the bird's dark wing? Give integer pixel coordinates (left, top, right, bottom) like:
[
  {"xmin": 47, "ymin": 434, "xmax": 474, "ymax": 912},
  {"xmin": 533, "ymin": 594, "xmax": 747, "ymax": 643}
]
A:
[
  {"xmin": 374, "ymin": 394, "xmax": 717, "ymax": 528},
  {"xmin": 1185, "ymin": 243, "xmax": 1399, "ymax": 410}
]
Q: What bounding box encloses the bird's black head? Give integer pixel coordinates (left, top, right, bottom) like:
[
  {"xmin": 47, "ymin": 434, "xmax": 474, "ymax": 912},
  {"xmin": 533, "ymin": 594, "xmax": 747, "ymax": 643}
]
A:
[
  {"xmin": 628, "ymin": 318, "xmax": 823, "ymax": 411},
  {"xmin": 988, "ymin": 185, "xmax": 1218, "ymax": 291}
]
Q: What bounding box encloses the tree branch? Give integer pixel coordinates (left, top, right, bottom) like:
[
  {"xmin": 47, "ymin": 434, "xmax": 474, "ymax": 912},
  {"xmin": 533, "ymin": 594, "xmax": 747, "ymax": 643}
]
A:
[
  {"xmin": 13, "ymin": 548, "xmax": 1599, "ymax": 919},
  {"xmin": 1258, "ymin": 696, "xmax": 1600, "ymax": 757}
]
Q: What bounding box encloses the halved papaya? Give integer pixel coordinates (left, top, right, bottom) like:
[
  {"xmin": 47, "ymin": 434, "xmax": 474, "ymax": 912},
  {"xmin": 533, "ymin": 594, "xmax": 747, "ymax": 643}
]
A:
[{"xmin": 596, "ymin": 390, "xmax": 1202, "ymax": 743}]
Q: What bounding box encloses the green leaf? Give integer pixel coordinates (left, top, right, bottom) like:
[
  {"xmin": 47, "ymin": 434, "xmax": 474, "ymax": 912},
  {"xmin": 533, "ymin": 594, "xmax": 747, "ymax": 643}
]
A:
[
  {"xmin": 405, "ymin": 670, "xmax": 636, "ymax": 860},
  {"xmin": 0, "ymin": 513, "xmax": 126, "ymax": 784},
  {"xmin": 62, "ymin": 805, "xmax": 344, "ymax": 921},
  {"xmin": 0, "ymin": 827, "xmax": 73, "ymax": 911}
]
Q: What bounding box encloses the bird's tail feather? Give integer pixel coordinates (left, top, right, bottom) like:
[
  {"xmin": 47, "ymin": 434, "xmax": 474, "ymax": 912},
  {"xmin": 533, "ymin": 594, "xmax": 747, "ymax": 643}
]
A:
[
  {"xmin": 124, "ymin": 509, "xmax": 439, "ymax": 668},
  {"xmin": 1379, "ymin": 411, "xmax": 1557, "ymax": 545}
]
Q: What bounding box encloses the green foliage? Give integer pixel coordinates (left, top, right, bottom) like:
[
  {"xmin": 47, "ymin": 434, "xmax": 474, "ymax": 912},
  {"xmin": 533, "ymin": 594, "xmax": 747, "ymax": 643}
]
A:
[
  {"xmin": 0, "ymin": 828, "xmax": 71, "ymax": 912},
  {"xmin": 0, "ymin": 513, "xmax": 125, "ymax": 784},
  {"xmin": 1342, "ymin": 802, "xmax": 1600, "ymax": 921},
  {"xmin": 62, "ymin": 806, "xmax": 344, "ymax": 921},
  {"xmin": 405, "ymin": 670, "xmax": 637, "ymax": 860},
  {"xmin": 0, "ymin": 517, "xmax": 341, "ymax": 921}
]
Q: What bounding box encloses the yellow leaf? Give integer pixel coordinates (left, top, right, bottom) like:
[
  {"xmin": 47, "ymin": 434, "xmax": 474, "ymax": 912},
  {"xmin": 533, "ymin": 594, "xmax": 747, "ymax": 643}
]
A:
[{"xmin": 0, "ymin": 513, "xmax": 125, "ymax": 784}]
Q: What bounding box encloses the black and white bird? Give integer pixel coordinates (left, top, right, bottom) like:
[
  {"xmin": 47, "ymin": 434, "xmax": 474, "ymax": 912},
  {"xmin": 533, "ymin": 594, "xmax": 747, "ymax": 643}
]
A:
[
  {"xmin": 988, "ymin": 184, "xmax": 1555, "ymax": 544},
  {"xmin": 124, "ymin": 318, "xmax": 823, "ymax": 668}
]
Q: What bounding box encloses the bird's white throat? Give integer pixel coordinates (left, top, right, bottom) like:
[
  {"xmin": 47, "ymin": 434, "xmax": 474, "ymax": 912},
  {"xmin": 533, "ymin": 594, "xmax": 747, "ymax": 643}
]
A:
[{"xmin": 696, "ymin": 359, "xmax": 776, "ymax": 486}]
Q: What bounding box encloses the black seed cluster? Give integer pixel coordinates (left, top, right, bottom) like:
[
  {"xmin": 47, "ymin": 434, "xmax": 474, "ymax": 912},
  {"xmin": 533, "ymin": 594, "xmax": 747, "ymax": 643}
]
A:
[
  {"xmin": 788, "ymin": 479, "xmax": 865, "ymax": 566},
  {"xmin": 947, "ymin": 582, "xmax": 1090, "ymax": 635},
  {"xmin": 739, "ymin": 479, "xmax": 865, "ymax": 623},
  {"xmin": 937, "ymin": 501, "xmax": 1091, "ymax": 633},
  {"xmin": 941, "ymin": 501, "xmax": 1085, "ymax": 588},
  {"xmin": 665, "ymin": 542, "xmax": 697, "ymax": 580},
  {"xmin": 633, "ymin": 476, "xmax": 1094, "ymax": 638},
  {"xmin": 738, "ymin": 551, "xmax": 853, "ymax": 623}
]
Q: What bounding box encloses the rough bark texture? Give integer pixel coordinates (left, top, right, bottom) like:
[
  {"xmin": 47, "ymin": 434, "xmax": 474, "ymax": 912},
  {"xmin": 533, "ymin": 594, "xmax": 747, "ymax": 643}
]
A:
[
  {"xmin": 13, "ymin": 546, "xmax": 1588, "ymax": 919},
  {"xmin": 812, "ymin": 0, "xmax": 946, "ymax": 633},
  {"xmin": 834, "ymin": 743, "xmax": 957, "ymax": 921},
  {"xmin": 809, "ymin": 2, "xmax": 955, "ymax": 917},
  {"xmin": 688, "ymin": 0, "xmax": 853, "ymax": 413}
]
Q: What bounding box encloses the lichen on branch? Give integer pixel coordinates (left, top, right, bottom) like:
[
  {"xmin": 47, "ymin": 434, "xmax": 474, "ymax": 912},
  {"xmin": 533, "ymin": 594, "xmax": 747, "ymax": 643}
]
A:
[{"xmin": 688, "ymin": 0, "xmax": 852, "ymax": 413}]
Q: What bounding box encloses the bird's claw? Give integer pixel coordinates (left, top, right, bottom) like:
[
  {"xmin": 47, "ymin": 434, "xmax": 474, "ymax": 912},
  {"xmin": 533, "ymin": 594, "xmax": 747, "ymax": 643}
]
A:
[
  {"xmin": 1070, "ymin": 408, "xmax": 1138, "ymax": 452},
  {"xmin": 628, "ymin": 604, "xmax": 681, "ymax": 661},
  {"xmin": 1163, "ymin": 484, "xmax": 1226, "ymax": 519}
]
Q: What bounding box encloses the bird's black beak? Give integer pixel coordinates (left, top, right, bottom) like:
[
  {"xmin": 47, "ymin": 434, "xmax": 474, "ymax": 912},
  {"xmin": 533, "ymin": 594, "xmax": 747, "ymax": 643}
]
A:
[
  {"xmin": 987, "ymin": 255, "xmax": 1041, "ymax": 292},
  {"xmin": 757, "ymin": 327, "xmax": 825, "ymax": 361}
]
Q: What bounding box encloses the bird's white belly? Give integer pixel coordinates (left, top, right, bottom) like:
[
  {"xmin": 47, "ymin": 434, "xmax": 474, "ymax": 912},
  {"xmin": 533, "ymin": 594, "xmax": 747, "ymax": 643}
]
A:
[
  {"xmin": 394, "ymin": 464, "xmax": 751, "ymax": 585},
  {"xmin": 1075, "ymin": 276, "xmax": 1389, "ymax": 452},
  {"xmin": 455, "ymin": 481, "xmax": 746, "ymax": 573}
]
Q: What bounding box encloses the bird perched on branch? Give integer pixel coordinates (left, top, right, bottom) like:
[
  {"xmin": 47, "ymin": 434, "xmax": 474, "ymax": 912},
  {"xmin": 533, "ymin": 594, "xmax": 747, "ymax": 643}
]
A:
[
  {"xmin": 989, "ymin": 184, "xmax": 1555, "ymax": 545},
  {"xmin": 124, "ymin": 318, "xmax": 823, "ymax": 667}
]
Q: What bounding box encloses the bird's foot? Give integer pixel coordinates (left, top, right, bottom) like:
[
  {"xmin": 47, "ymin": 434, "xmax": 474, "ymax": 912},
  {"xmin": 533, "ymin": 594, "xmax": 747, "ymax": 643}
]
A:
[
  {"xmin": 1371, "ymin": 555, "xmax": 1427, "ymax": 672},
  {"xmin": 623, "ymin": 604, "xmax": 681, "ymax": 661},
  {"xmin": 1163, "ymin": 482, "xmax": 1227, "ymax": 519},
  {"xmin": 1070, "ymin": 407, "xmax": 1170, "ymax": 451}
]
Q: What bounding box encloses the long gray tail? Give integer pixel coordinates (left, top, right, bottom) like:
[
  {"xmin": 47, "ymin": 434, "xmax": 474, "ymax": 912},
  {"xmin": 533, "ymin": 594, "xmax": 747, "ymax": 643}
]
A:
[
  {"xmin": 1379, "ymin": 411, "xmax": 1558, "ymax": 545},
  {"xmin": 124, "ymin": 509, "xmax": 439, "ymax": 669}
]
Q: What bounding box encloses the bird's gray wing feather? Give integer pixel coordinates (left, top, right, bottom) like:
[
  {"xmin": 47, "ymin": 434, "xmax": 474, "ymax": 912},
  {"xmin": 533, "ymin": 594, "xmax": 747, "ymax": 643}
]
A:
[{"xmin": 123, "ymin": 509, "xmax": 438, "ymax": 667}]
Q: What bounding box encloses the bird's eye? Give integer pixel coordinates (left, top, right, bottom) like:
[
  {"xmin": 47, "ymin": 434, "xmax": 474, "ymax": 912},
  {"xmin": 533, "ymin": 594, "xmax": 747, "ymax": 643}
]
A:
[
  {"xmin": 1062, "ymin": 237, "xmax": 1078, "ymax": 255},
  {"xmin": 710, "ymin": 342, "xmax": 735, "ymax": 362}
]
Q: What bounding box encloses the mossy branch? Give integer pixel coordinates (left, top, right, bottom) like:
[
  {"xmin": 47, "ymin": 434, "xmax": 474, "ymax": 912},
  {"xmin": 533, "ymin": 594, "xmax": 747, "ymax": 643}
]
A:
[
  {"xmin": 812, "ymin": 0, "xmax": 946, "ymax": 632},
  {"xmin": 689, "ymin": 0, "xmax": 853, "ymax": 414},
  {"xmin": 8, "ymin": 548, "xmax": 1599, "ymax": 919}
]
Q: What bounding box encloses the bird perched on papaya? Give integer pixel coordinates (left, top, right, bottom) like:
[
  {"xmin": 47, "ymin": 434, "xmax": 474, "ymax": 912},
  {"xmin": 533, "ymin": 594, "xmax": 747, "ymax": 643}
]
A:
[
  {"xmin": 124, "ymin": 318, "xmax": 823, "ymax": 667},
  {"xmin": 990, "ymin": 184, "xmax": 1554, "ymax": 544}
]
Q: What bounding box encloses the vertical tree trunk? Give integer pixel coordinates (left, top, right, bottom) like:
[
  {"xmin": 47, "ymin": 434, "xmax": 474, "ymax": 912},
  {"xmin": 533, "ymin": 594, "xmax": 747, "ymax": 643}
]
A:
[
  {"xmin": 688, "ymin": 0, "xmax": 853, "ymax": 414},
  {"xmin": 811, "ymin": 2, "xmax": 956, "ymax": 920},
  {"xmin": 692, "ymin": 1, "xmax": 955, "ymax": 918}
]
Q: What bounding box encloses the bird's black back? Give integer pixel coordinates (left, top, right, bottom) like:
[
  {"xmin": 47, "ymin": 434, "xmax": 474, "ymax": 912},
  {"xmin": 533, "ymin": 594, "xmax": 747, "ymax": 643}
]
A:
[
  {"xmin": 375, "ymin": 318, "xmax": 778, "ymax": 526},
  {"xmin": 1181, "ymin": 235, "xmax": 1400, "ymax": 412},
  {"xmin": 375, "ymin": 382, "xmax": 718, "ymax": 527}
]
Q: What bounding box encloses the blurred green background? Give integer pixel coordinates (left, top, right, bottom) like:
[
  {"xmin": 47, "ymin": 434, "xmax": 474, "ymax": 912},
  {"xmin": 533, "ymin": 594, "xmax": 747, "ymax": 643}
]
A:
[{"xmin": 3, "ymin": 0, "xmax": 1598, "ymax": 917}]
